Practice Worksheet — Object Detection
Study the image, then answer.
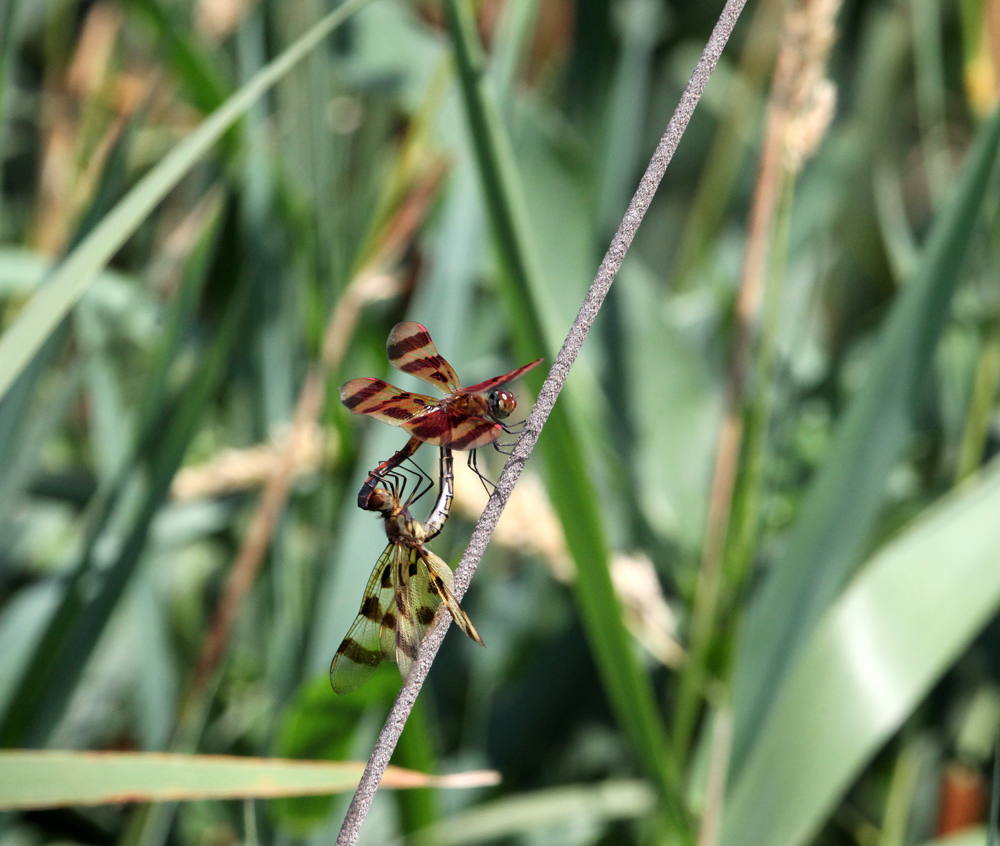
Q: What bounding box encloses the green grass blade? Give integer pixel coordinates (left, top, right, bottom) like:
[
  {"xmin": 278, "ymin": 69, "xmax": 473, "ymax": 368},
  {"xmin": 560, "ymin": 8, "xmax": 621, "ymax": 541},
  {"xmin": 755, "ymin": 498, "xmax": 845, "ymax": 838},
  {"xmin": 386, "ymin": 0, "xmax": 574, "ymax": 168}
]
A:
[
  {"xmin": 0, "ymin": 0, "xmax": 21, "ymax": 224},
  {"xmin": 0, "ymin": 751, "xmax": 488, "ymax": 809},
  {"xmin": 122, "ymin": 0, "xmax": 231, "ymax": 113},
  {"xmin": 441, "ymin": 0, "xmax": 682, "ymax": 817},
  {"xmin": 412, "ymin": 780, "xmax": 656, "ymax": 845},
  {"xmin": 915, "ymin": 832, "xmax": 985, "ymax": 846},
  {"xmin": 730, "ymin": 99, "xmax": 1000, "ymax": 776},
  {"xmin": 0, "ymin": 270, "xmax": 249, "ymax": 747},
  {"xmin": 0, "ymin": 201, "xmax": 230, "ymax": 747},
  {"xmin": 721, "ymin": 456, "xmax": 1000, "ymax": 846},
  {"xmin": 0, "ymin": 0, "xmax": 372, "ymax": 407}
]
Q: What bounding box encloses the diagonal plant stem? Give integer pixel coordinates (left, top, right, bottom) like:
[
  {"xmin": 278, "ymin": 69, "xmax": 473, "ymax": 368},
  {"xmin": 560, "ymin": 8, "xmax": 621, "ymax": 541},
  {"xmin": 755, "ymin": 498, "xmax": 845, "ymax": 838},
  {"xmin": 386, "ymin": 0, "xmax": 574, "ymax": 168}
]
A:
[{"xmin": 334, "ymin": 1, "xmax": 748, "ymax": 842}]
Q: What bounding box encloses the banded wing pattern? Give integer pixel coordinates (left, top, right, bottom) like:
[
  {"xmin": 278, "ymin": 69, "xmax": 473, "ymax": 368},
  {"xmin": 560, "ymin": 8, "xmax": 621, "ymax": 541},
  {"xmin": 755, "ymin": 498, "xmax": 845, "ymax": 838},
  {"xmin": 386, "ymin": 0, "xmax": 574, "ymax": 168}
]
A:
[
  {"xmin": 339, "ymin": 379, "xmax": 502, "ymax": 449},
  {"xmin": 329, "ymin": 540, "xmax": 483, "ymax": 693},
  {"xmin": 330, "ymin": 447, "xmax": 482, "ymax": 694},
  {"xmin": 394, "ymin": 546, "xmax": 483, "ymax": 682},
  {"xmin": 420, "ymin": 550, "xmax": 482, "ymax": 651},
  {"xmin": 329, "ymin": 546, "xmax": 397, "ymax": 695},
  {"xmin": 404, "ymin": 407, "xmax": 504, "ymax": 450},
  {"xmin": 386, "ymin": 322, "xmax": 460, "ymax": 392},
  {"xmin": 339, "ymin": 379, "xmax": 432, "ymax": 427},
  {"xmin": 340, "ymin": 322, "xmax": 541, "ymax": 446}
]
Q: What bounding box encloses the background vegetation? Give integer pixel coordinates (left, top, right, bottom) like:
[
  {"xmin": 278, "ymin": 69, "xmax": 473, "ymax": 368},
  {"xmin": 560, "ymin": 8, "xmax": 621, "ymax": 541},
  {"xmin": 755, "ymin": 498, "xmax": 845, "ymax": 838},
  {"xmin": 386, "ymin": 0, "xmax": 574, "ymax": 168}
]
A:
[{"xmin": 0, "ymin": 0, "xmax": 999, "ymax": 844}]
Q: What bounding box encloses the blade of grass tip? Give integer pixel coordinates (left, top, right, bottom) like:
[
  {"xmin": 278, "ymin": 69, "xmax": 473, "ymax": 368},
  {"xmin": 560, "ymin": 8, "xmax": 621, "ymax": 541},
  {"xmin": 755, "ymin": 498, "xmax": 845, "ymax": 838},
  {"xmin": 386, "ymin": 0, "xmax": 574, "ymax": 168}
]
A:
[
  {"xmin": 0, "ymin": 751, "xmax": 482, "ymax": 809},
  {"xmin": 0, "ymin": 0, "xmax": 372, "ymax": 408},
  {"xmin": 334, "ymin": 3, "xmax": 749, "ymax": 843},
  {"xmin": 729, "ymin": 98, "xmax": 1000, "ymax": 780}
]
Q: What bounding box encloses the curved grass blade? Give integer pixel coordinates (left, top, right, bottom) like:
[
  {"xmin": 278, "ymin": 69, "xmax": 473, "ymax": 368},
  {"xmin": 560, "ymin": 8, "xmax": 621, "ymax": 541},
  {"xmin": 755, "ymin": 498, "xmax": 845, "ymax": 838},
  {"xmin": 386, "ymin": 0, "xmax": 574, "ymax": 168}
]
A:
[
  {"xmin": 0, "ymin": 207, "xmax": 229, "ymax": 747},
  {"xmin": 722, "ymin": 456, "xmax": 1000, "ymax": 846},
  {"xmin": 0, "ymin": 285, "xmax": 248, "ymax": 748},
  {"xmin": 730, "ymin": 99, "xmax": 1000, "ymax": 777},
  {"xmin": 0, "ymin": 0, "xmax": 372, "ymax": 407}
]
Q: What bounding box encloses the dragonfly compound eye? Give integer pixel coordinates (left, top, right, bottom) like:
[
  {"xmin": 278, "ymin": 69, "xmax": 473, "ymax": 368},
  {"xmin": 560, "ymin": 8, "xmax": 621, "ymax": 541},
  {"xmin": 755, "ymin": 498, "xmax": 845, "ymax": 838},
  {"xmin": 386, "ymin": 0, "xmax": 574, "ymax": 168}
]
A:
[
  {"xmin": 488, "ymin": 389, "xmax": 516, "ymax": 419},
  {"xmin": 366, "ymin": 489, "xmax": 392, "ymax": 513}
]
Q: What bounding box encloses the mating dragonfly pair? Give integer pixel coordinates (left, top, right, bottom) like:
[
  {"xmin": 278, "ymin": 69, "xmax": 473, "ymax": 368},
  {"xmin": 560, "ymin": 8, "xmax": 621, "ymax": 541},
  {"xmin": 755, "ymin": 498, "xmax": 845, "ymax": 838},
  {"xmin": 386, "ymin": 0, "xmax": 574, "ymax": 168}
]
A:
[{"xmin": 330, "ymin": 322, "xmax": 540, "ymax": 694}]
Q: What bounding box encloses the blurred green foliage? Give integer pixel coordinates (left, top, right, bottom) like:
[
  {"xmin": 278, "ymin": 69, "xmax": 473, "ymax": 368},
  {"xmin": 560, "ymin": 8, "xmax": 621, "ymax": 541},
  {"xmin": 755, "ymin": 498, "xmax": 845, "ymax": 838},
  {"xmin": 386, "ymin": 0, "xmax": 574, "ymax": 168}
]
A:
[{"xmin": 1, "ymin": 0, "xmax": 1000, "ymax": 845}]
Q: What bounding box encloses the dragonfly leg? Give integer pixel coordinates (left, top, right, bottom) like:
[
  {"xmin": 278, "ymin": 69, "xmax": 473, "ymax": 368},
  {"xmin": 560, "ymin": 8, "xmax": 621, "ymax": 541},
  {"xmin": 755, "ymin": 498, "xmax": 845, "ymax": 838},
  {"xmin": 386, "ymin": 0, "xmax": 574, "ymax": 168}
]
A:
[
  {"xmin": 500, "ymin": 418, "xmax": 527, "ymax": 436},
  {"xmin": 398, "ymin": 456, "xmax": 434, "ymax": 508},
  {"xmin": 467, "ymin": 449, "xmax": 496, "ymax": 496}
]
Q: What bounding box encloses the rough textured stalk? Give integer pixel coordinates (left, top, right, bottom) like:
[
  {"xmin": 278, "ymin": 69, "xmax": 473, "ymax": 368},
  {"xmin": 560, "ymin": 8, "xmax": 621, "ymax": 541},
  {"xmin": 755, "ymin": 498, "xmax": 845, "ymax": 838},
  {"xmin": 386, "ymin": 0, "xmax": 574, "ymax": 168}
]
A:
[{"xmin": 333, "ymin": 1, "xmax": 749, "ymax": 842}]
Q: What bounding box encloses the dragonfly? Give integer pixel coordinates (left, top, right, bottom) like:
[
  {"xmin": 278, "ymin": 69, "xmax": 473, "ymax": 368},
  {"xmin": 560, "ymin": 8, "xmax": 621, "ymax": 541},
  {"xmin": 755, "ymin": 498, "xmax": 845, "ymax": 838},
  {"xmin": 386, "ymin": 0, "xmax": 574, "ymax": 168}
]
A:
[
  {"xmin": 340, "ymin": 321, "xmax": 541, "ymax": 508},
  {"xmin": 330, "ymin": 446, "xmax": 484, "ymax": 694}
]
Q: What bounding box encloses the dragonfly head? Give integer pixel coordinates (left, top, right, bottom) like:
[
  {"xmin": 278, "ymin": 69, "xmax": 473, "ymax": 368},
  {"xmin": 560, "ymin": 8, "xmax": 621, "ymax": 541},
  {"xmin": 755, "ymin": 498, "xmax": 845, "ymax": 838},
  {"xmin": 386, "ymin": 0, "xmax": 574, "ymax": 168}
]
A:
[
  {"xmin": 487, "ymin": 389, "xmax": 516, "ymax": 420},
  {"xmin": 365, "ymin": 487, "xmax": 395, "ymax": 514}
]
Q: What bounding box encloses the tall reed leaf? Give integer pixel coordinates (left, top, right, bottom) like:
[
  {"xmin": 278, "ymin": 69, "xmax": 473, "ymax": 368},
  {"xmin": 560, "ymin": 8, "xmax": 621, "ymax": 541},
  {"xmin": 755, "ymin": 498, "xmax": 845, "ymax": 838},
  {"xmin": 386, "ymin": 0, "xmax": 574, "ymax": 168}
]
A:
[
  {"xmin": 0, "ymin": 751, "xmax": 493, "ymax": 808},
  {"xmin": 722, "ymin": 455, "xmax": 1000, "ymax": 846},
  {"xmin": 731, "ymin": 101, "xmax": 1000, "ymax": 776}
]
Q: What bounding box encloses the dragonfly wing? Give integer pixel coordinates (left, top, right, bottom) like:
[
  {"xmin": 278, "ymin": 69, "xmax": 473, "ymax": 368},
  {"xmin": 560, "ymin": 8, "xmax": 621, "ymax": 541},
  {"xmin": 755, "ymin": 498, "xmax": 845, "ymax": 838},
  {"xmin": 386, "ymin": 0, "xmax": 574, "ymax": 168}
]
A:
[
  {"xmin": 462, "ymin": 358, "xmax": 542, "ymax": 394},
  {"xmin": 393, "ymin": 546, "xmax": 436, "ymax": 682},
  {"xmin": 423, "ymin": 551, "xmax": 485, "ymax": 646},
  {"xmin": 340, "ymin": 378, "xmax": 435, "ymax": 427},
  {"xmin": 402, "ymin": 409, "xmax": 503, "ymax": 450},
  {"xmin": 330, "ymin": 545, "xmax": 398, "ymax": 694},
  {"xmin": 386, "ymin": 322, "xmax": 461, "ymax": 394}
]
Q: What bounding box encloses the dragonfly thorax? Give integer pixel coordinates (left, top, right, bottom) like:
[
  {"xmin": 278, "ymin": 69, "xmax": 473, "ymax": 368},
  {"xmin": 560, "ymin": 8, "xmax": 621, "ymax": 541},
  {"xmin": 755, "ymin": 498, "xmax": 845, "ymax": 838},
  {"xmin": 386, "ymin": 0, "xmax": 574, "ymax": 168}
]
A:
[{"xmin": 383, "ymin": 510, "xmax": 428, "ymax": 546}]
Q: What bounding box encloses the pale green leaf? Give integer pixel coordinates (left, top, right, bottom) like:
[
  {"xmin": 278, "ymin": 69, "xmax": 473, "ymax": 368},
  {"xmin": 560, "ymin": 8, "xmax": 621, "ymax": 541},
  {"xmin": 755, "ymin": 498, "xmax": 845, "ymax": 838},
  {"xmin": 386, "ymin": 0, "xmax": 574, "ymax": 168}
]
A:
[
  {"xmin": 722, "ymin": 458, "xmax": 1000, "ymax": 846},
  {"xmin": 0, "ymin": 751, "xmax": 498, "ymax": 809}
]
